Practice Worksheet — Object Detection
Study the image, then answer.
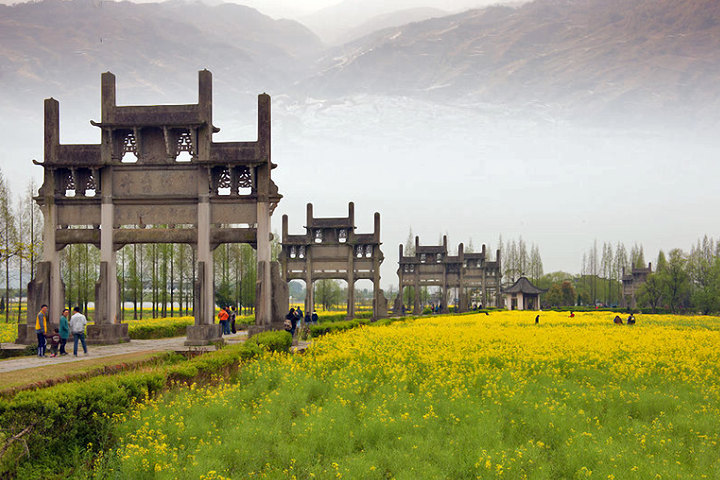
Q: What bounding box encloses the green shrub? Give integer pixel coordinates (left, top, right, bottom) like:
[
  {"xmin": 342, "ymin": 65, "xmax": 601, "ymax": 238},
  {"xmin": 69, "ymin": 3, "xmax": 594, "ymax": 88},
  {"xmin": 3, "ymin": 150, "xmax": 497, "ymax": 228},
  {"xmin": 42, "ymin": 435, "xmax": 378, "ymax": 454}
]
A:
[
  {"xmin": 309, "ymin": 318, "xmax": 371, "ymax": 337},
  {"xmin": 0, "ymin": 338, "xmax": 285, "ymax": 478},
  {"xmin": 246, "ymin": 330, "xmax": 292, "ymax": 353}
]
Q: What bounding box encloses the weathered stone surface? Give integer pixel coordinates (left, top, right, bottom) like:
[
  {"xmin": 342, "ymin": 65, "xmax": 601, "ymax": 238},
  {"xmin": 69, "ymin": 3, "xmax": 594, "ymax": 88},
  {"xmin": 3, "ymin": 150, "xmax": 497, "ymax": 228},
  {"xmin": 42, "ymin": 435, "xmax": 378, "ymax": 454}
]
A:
[
  {"xmin": 185, "ymin": 324, "xmax": 223, "ymax": 346},
  {"xmin": 86, "ymin": 323, "xmax": 130, "ymax": 345},
  {"xmin": 18, "ymin": 262, "xmax": 65, "ymax": 345}
]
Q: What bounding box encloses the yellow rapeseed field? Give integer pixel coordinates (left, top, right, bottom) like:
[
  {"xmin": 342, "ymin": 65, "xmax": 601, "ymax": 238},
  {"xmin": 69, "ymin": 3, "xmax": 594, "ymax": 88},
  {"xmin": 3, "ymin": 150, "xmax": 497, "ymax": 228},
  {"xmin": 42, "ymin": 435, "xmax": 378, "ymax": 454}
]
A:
[{"xmin": 95, "ymin": 310, "xmax": 720, "ymax": 479}]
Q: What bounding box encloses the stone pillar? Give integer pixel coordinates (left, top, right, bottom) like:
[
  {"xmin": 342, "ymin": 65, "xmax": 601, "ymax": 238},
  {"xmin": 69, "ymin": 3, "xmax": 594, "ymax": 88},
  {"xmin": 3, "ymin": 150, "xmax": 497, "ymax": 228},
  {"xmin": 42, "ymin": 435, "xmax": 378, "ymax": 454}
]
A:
[
  {"xmin": 395, "ymin": 244, "xmax": 404, "ymax": 315},
  {"xmin": 413, "ymin": 267, "xmax": 421, "ymax": 314},
  {"xmin": 87, "ymin": 169, "xmax": 128, "ymax": 344},
  {"xmin": 17, "ymin": 262, "xmax": 51, "ymax": 344},
  {"xmin": 441, "ymin": 272, "xmax": 449, "ymax": 314},
  {"xmin": 372, "ymin": 270, "xmax": 382, "ymax": 321},
  {"xmin": 40, "ymin": 99, "xmax": 64, "ymax": 327},
  {"xmin": 347, "ymin": 244, "xmax": 355, "ymax": 320},
  {"xmin": 496, "ymin": 249, "xmax": 503, "ymax": 307},
  {"xmin": 256, "ymin": 201, "xmax": 272, "ymax": 325},
  {"xmin": 186, "ymin": 190, "xmax": 221, "ymax": 345},
  {"xmin": 41, "ymin": 203, "xmax": 64, "ymax": 327},
  {"xmin": 458, "ymin": 243, "xmax": 467, "ymax": 313},
  {"xmin": 305, "ymin": 249, "xmax": 314, "ymax": 317}
]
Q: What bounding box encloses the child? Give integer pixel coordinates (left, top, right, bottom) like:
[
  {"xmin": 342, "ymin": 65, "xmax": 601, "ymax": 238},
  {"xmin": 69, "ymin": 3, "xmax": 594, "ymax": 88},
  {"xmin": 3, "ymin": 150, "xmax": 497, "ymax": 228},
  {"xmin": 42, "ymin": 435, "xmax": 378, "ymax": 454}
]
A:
[{"xmin": 47, "ymin": 328, "xmax": 61, "ymax": 357}]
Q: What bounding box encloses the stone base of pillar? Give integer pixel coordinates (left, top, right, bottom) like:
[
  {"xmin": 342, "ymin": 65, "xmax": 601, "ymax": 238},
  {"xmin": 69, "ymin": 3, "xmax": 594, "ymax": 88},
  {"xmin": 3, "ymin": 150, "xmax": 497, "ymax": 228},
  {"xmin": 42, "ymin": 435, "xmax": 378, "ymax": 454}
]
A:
[
  {"xmin": 255, "ymin": 261, "xmax": 288, "ymax": 327},
  {"xmin": 246, "ymin": 321, "xmax": 286, "ymax": 337},
  {"xmin": 16, "ymin": 324, "xmax": 46, "ymax": 345},
  {"xmin": 185, "ymin": 324, "xmax": 223, "ymax": 346},
  {"xmin": 392, "ymin": 294, "xmax": 404, "ymax": 317},
  {"xmin": 373, "ymin": 289, "xmax": 388, "ymax": 321},
  {"xmin": 86, "ymin": 323, "xmax": 130, "ymax": 345}
]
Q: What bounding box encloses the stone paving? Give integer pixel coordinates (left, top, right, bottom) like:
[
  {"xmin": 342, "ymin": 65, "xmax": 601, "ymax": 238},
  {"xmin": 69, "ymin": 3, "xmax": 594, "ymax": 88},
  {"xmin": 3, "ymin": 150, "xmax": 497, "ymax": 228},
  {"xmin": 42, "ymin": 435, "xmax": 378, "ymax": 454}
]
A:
[
  {"xmin": 0, "ymin": 330, "xmax": 312, "ymax": 378},
  {"xmin": 0, "ymin": 331, "xmax": 248, "ymax": 375}
]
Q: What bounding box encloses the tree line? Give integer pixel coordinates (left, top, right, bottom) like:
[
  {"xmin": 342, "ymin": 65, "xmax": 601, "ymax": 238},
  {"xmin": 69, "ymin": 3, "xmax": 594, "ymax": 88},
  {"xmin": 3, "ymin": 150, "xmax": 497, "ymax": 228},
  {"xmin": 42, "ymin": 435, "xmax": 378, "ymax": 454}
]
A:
[
  {"xmin": 636, "ymin": 236, "xmax": 720, "ymax": 314},
  {"xmin": 0, "ymin": 170, "xmax": 41, "ymax": 322},
  {"xmin": 539, "ymin": 241, "xmax": 645, "ymax": 308}
]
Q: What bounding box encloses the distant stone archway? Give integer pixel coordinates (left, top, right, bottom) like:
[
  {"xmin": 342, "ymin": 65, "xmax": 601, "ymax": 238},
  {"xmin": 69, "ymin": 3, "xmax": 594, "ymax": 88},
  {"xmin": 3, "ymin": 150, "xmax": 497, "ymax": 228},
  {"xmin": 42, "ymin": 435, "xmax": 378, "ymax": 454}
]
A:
[{"xmin": 394, "ymin": 236, "xmax": 502, "ymax": 314}]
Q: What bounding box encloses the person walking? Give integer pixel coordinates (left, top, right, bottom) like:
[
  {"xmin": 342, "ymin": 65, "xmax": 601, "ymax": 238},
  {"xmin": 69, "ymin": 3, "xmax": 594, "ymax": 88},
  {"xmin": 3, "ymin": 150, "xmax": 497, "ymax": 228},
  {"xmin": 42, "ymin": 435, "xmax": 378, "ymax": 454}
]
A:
[
  {"xmin": 229, "ymin": 306, "xmax": 237, "ymax": 334},
  {"xmin": 69, "ymin": 306, "xmax": 88, "ymax": 356},
  {"xmin": 285, "ymin": 308, "xmax": 297, "ymax": 337},
  {"xmin": 295, "ymin": 307, "xmax": 303, "ymax": 330},
  {"xmin": 58, "ymin": 308, "xmax": 70, "ymax": 356},
  {"xmin": 35, "ymin": 304, "xmax": 49, "ymax": 357},
  {"xmin": 218, "ymin": 306, "xmax": 230, "ymax": 336}
]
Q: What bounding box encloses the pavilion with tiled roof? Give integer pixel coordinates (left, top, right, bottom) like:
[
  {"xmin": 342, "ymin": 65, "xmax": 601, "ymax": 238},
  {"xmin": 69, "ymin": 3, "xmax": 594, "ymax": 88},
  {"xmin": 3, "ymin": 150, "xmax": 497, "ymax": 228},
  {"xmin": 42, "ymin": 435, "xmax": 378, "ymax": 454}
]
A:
[{"xmin": 502, "ymin": 277, "xmax": 546, "ymax": 311}]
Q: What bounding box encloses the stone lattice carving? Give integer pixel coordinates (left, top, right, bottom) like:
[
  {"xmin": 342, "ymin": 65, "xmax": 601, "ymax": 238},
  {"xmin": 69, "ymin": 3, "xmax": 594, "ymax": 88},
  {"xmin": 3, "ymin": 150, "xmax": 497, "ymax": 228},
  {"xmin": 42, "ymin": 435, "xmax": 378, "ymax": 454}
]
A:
[
  {"xmin": 177, "ymin": 131, "xmax": 193, "ymax": 155},
  {"xmin": 237, "ymin": 166, "xmax": 252, "ymax": 194},
  {"xmin": 215, "ymin": 167, "xmax": 231, "ymax": 195},
  {"xmin": 122, "ymin": 133, "xmax": 138, "ymax": 156}
]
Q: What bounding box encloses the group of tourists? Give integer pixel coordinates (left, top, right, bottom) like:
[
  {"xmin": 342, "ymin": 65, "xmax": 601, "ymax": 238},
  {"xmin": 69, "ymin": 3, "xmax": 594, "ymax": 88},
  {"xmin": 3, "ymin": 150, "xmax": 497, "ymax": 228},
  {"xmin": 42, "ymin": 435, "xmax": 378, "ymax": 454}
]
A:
[
  {"xmin": 613, "ymin": 313, "xmax": 636, "ymax": 325},
  {"xmin": 217, "ymin": 306, "xmax": 238, "ymax": 335},
  {"xmin": 35, "ymin": 305, "xmax": 89, "ymax": 358},
  {"xmin": 284, "ymin": 307, "xmax": 318, "ymax": 336}
]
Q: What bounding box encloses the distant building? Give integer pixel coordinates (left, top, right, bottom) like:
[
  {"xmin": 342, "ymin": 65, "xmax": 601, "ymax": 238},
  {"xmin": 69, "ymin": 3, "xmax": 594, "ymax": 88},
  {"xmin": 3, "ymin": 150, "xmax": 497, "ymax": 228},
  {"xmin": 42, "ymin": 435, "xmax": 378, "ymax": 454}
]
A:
[
  {"xmin": 622, "ymin": 263, "xmax": 653, "ymax": 309},
  {"xmin": 502, "ymin": 277, "xmax": 545, "ymax": 311}
]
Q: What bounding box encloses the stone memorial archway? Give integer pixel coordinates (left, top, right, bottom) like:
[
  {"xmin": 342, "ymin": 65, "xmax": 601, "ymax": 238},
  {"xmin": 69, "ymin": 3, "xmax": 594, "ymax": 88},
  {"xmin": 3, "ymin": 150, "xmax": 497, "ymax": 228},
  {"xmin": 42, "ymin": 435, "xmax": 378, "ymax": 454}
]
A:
[
  {"xmin": 280, "ymin": 202, "xmax": 387, "ymax": 320},
  {"xmin": 394, "ymin": 236, "xmax": 502, "ymax": 314},
  {"xmin": 18, "ymin": 70, "xmax": 285, "ymax": 346}
]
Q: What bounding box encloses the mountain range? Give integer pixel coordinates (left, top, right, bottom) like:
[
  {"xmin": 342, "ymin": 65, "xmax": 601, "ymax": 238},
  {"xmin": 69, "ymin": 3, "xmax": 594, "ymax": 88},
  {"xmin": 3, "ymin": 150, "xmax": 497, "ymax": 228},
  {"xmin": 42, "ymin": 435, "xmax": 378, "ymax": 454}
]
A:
[{"xmin": 1, "ymin": 0, "xmax": 720, "ymax": 124}]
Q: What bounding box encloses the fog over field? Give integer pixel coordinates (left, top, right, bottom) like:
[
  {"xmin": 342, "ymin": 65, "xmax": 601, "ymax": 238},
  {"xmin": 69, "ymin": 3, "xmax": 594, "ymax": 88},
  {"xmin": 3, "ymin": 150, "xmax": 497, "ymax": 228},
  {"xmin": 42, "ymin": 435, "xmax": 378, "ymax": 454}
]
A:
[{"xmin": 1, "ymin": 0, "xmax": 719, "ymax": 289}]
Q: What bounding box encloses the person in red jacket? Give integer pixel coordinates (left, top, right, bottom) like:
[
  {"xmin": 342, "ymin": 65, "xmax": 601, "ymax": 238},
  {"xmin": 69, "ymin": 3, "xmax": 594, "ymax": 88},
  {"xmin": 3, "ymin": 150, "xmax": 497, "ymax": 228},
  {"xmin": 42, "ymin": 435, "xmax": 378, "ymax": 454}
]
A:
[{"xmin": 218, "ymin": 307, "xmax": 230, "ymax": 335}]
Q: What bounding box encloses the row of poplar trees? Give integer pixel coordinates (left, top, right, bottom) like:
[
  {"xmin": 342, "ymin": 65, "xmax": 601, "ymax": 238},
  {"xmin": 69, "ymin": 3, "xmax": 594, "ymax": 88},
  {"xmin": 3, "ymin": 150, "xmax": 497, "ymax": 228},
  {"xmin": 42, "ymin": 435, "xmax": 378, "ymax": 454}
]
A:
[{"xmin": 0, "ymin": 167, "xmax": 267, "ymax": 322}]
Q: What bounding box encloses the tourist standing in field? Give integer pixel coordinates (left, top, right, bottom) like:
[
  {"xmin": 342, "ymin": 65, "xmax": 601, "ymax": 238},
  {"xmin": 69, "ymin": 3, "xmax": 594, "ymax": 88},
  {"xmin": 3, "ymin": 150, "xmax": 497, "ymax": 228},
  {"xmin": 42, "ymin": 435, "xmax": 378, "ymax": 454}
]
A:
[
  {"xmin": 285, "ymin": 308, "xmax": 296, "ymax": 336},
  {"xmin": 218, "ymin": 306, "xmax": 230, "ymax": 335},
  {"xmin": 35, "ymin": 304, "xmax": 49, "ymax": 357},
  {"xmin": 229, "ymin": 306, "xmax": 237, "ymax": 334},
  {"xmin": 69, "ymin": 306, "xmax": 88, "ymax": 356},
  {"xmin": 295, "ymin": 307, "xmax": 303, "ymax": 329},
  {"xmin": 58, "ymin": 308, "xmax": 70, "ymax": 355}
]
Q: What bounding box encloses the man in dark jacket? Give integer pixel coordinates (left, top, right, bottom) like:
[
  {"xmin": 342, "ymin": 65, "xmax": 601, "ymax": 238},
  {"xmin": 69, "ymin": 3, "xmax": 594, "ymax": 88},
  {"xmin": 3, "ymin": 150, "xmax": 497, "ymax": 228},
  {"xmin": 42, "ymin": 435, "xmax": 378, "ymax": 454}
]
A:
[{"xmin": 285, "ymin": 308, "xmax": 296, "ymax": 335}]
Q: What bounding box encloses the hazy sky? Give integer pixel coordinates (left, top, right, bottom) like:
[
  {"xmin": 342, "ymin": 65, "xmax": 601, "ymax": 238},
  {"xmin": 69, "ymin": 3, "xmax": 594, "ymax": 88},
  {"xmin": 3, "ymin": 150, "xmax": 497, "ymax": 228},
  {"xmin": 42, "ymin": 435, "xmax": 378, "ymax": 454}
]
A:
[
  {"xmin": 2, "ymin": 0, "xmax": 717, "ymax": 292},
  {"xmin": 0, "ymin": 0, "xmax": 507, "ymax": 17}
]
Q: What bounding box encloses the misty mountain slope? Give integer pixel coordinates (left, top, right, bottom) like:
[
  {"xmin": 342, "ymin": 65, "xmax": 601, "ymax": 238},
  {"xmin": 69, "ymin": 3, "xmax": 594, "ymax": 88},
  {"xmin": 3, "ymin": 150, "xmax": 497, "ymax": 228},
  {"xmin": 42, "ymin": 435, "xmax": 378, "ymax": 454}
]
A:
[
  {"xmin": 0, "ymin": 0, "xmax": 323, "ymax": 104},
  {"xmin": 303, "ymin": 0, "xmax": 720, "ymax": 121},
  {"xmin": 304, "ymin": 4, "xmax": 449, "ymax": 45},
  {"xmin": 337, "ymin": 8, "xmax": 448, "ymax": 44}
]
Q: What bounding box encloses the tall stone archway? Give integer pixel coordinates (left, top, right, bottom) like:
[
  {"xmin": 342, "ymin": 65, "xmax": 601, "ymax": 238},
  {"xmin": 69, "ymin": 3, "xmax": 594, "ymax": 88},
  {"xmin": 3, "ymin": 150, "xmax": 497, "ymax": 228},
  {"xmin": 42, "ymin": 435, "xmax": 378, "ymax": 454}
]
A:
[{"xmin": 18, "ymin": 70, "xmax": 285, "ymax": 346}]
